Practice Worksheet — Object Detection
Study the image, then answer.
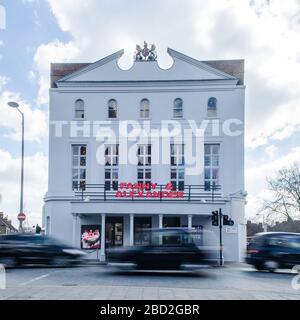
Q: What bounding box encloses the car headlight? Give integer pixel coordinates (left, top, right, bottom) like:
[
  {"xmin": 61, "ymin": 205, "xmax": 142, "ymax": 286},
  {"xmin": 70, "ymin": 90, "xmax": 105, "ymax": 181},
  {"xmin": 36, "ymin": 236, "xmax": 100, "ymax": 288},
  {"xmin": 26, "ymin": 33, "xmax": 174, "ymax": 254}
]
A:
[{"xmin": 62, "ymin": 249, "xmax": 86, "ymax": 256}]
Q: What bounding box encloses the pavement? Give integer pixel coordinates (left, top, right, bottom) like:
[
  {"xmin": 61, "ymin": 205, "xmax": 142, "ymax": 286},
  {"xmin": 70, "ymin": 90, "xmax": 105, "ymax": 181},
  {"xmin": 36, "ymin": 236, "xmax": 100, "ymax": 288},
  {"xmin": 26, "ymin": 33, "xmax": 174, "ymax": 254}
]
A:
[{"xmin": 0, "ymin": 264, "xmax": 300, "ymax": 300}]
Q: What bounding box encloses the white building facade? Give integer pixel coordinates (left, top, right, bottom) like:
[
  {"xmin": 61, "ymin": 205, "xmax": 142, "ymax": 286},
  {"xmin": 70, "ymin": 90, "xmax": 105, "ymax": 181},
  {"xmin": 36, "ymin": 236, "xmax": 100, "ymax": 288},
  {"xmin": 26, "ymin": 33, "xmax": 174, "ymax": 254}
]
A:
[{"xmin": 44, "ymin": 45, "xmax": 246, "ymax": 262}]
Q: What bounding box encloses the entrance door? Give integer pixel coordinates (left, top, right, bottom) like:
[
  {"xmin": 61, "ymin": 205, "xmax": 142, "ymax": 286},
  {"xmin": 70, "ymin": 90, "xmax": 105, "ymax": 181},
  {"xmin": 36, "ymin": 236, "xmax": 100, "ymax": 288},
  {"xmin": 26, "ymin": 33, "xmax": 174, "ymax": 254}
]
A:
[
  {"xmin": 105, "ymin": 216, "xmax": 123, "ymax": 248},
  {"xmin": 163, "ymin": 217, "xmax": 180, "ymax": 228},
  {"xmin": 134, "ymin": 217, "xmax": 152, "ymax": 246}
]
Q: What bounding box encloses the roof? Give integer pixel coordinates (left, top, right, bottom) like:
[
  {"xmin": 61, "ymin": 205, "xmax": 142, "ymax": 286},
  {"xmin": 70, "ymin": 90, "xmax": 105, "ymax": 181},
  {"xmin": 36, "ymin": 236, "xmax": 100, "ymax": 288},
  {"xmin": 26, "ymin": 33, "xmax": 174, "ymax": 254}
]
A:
[
  {"xmin": 51, "ymin": 63, "xmax": 91, "ymax": 88},
  {"xmin": 50, "ymin": 49, "xmax": 244, "ymax": 88}
]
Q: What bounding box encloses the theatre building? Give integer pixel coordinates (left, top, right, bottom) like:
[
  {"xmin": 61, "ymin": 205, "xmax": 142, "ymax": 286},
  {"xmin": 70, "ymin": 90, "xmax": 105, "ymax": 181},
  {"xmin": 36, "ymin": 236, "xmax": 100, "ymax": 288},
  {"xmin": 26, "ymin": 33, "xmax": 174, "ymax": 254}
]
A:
[{"xmin": 44, "ymin": 43, "xmax": 247, "ymax": 262}]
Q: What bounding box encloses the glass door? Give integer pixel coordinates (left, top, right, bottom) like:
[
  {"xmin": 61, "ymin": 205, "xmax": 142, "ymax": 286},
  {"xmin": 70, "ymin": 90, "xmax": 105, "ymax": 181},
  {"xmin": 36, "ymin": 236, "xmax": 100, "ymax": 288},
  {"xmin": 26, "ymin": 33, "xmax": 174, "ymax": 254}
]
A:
[{"xmin": 105, "ymin": 216, "xmax": 123, "ymax": 248}]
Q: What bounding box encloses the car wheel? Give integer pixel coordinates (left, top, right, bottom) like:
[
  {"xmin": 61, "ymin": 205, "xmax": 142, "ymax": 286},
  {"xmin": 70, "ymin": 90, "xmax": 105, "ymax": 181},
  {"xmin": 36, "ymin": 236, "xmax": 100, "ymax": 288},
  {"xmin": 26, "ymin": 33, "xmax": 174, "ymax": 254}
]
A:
[
  {"xmin": 51, "ymin": 256, "xmax": 68, "ymax": 267},
  {"xmin": 0, "ymin": 257, "xmax": 17, "ymax": 268},
  {"xmin": 263, "ymin": 260, "xmax": 279, "ymax": 272},
  {"xmin": 254, "ymin": 263, "xmax": 265, "ymax": 271}
]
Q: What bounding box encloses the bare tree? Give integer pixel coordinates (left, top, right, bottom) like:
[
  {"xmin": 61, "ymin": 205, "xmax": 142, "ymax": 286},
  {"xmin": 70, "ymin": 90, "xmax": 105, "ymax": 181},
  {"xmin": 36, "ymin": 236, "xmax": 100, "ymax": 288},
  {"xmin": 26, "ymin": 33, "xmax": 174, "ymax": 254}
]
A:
[{"xmin": 261, "ymin": 163, "xmax": 300, "ymax": 224}]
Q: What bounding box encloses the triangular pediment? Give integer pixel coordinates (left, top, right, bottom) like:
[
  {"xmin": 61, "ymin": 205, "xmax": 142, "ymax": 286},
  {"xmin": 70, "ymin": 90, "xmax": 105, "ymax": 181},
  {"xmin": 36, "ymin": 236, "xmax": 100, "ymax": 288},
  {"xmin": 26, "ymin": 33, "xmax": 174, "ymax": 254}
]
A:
[{"xmin": 57, "ymin": 48, "xmax": 238, "ymax": 84}]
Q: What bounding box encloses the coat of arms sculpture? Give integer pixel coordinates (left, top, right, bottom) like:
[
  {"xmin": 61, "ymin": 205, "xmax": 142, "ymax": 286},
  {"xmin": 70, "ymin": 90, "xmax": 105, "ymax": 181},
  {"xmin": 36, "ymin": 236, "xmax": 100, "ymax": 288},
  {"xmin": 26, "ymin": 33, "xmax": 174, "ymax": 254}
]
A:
[{"xmin": 135, "ymin": 41, "xmax": 157, "ymax": 61}]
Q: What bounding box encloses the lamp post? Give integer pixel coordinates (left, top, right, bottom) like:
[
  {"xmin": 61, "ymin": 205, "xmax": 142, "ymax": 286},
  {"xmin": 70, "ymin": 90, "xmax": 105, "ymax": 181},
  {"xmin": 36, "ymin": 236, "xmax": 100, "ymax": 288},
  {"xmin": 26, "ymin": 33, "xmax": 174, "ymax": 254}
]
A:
[
  {"xmin": 7, "ymin": 101, "xmax": 24, "ymax": 232},
  {"xmin": 256, "ymin": 213, "xmax": 267, "ymax": 232}
]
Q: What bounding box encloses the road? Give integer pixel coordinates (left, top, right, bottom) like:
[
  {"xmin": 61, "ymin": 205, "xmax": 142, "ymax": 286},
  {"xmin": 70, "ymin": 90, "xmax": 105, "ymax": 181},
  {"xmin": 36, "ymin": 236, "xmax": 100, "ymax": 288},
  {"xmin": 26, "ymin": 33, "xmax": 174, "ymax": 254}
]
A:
[{"xmin": 0, "ymin": 264, "xmax": 300, "ymax": 300}]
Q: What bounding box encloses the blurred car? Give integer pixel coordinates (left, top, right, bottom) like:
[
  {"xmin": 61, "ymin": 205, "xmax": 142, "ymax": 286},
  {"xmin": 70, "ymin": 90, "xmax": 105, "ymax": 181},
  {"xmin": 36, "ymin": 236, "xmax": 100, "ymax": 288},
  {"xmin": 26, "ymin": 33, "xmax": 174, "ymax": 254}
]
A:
[
  {"xmin": 107, "ymin": 228, "xmax": 219, "ymax": 270},
  {"xmin": 0, "ymin": 233, "xmax": 86, "ymax": 267},
  {"xmin": 246, "ymin": 232, "xmax": 300, "ymax": 272}
]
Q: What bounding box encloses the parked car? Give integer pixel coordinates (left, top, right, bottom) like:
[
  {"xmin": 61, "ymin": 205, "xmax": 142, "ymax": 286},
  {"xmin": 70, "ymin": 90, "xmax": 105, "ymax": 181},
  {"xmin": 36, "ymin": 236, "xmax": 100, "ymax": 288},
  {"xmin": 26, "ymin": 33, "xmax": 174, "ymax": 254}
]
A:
[
  {"xmin": 107, "ymin": 228, "xmax": 219, "ymax": 270},
  {"xmin": 0, "ymin": 233, "xmax": 86, "ymax": 267},
  {"xmin": 246, "ymin": 232, "xmax": 300, "ymax": 272}
]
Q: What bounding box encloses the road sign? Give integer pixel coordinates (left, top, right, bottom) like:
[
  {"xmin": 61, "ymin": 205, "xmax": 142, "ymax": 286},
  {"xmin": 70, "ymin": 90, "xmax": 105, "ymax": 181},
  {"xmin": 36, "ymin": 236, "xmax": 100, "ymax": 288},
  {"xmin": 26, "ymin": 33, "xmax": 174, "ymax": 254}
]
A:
[
  {"xmin": 17, "ymin": 213, "xmax": 26, "ymax": 221},
  {"xmin": 225, "ymin": 226, "xmax": 238, "ymax": 234}
]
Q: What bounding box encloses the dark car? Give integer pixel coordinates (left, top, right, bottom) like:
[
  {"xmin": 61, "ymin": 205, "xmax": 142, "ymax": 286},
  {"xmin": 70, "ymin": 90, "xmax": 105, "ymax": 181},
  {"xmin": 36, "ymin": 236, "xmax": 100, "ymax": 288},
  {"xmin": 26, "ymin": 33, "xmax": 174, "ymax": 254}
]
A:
[
  {"xmin": 107, "ymin": 228, "xmax": 218, "ymax": 270},
  {"xmin": 246, "ymin": 232, "xmax": 300, "ymax": 272},
  {"xmin": 0, "ymin": 233, "xmax": 86, "ymax": 267}
]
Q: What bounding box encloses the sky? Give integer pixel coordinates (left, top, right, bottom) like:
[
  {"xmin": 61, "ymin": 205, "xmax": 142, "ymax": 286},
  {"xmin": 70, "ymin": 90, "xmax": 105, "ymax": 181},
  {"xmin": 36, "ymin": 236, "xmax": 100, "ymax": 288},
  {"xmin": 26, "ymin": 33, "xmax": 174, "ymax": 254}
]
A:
[{"xmin": 0, "ymin": 0, "xmax": 300, "ymax": 228}]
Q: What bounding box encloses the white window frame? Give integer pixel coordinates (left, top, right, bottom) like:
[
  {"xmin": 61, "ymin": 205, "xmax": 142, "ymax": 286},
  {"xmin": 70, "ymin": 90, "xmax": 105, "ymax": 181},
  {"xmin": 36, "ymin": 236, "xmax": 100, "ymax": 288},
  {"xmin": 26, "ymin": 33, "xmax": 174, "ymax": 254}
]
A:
[
  {"xmin": 173, "ymin": 98, "xmax": 183, "ymax": 118},
  {"xmin": 170, "ymin": 144, "xmax": 185, "ymax": 191},
  {"xmin": 207, "ymin": 97, "xmax": 217, "ymax": 118},
  {"xmin": 204, "ymin": 144, "xmax": 220, "ymax": 191},
  {"xmin": 137, "ymin": 144, "xmax": 151, "ymax": 184},
  {"xmin": 72, "ymin": 145, "xmax": 87, "ymax": 190},
  {"xmin": 105, "ymin": 145, "xmax": 119, "ymax": 190},
  {"xmin": 140, "ymin": 99, "xmax": 150, "ymax": 119},
  {"xmin": 108, "ymin": 99, "xmax": 118, "ymax": 119},
  {"xmin": 75, "ymin": 99, "xmax": 84, "ymax": 119}
]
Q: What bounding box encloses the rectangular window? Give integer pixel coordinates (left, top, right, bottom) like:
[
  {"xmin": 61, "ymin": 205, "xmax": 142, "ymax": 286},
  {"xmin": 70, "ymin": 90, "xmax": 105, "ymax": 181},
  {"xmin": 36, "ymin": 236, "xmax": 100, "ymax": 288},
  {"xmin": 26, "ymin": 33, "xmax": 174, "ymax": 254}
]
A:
[
  {"xmin": 170, "ymin": 144, "xmax": 185, "ymax": 191},
  {"xmin": 137, "ymin": 145, "xmax": 151, "ymax": 184},
  {"xmin": 105, "ymin": 145, "xmax": 119, "ymax": 190},
  {"xmin": 72, "ymin": 145, "xmax": 87, "ymax": 190},
  {"xmin": 204, "ymin": 144, "xmax": 220, "ymax": 191}
]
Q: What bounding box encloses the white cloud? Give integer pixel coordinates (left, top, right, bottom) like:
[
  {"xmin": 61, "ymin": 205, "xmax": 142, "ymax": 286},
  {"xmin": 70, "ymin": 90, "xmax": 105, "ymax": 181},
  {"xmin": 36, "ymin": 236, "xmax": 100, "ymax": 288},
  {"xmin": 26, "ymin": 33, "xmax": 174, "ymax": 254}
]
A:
[
  {"xmin": 265, "ymin": 145, "xmax": 278, "ymax": 159},
  {"xmin": 0, "ymin": 149, "xmax": 47, "ymax": 227},
  {"xmin": 0, "ymin": 90, "xmax": 47, "ymax": 142},
  {"xmin": 0, "ymin": 75, "xmax": 9, "ymax": 90},
  {"xmin": 32, "ymin": 0, "xmax": 300, "ymax": 147},
  {"xmin": 33, "ymin": 40, "xmax": 79, "ymax": 105}
]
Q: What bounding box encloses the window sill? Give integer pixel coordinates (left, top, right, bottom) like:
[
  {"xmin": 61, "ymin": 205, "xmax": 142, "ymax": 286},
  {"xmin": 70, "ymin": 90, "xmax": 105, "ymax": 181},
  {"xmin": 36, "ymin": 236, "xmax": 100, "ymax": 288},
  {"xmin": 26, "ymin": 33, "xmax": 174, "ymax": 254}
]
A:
[
  {"xmin": 206, "ymin": 116, "xmax": 219, "ymax": 120},
  {"xmin": 72, "ymin": 118, "xmax": 86, "ymax": 121},
  {"xmin": 171, "ymin": 117, "xmax": 185, "ymax": 120},
  {"xmin": 106, "ymin": 118, "xmax": 119, "ymax": 121}
]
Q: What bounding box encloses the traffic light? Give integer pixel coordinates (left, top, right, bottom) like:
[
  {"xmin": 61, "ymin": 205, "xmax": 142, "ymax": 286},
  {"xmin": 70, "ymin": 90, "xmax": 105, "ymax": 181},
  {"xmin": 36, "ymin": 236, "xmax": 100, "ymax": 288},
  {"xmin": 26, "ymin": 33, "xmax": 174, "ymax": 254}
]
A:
[
  {"xmin": 212, "ymin": 211, "xmax": 219, "ymax": 226},
  {"xmin": 223, "ymin": 215, "xmax": 234, "ymax": 226},
  {"xmin": 223, "ymin": 215, "xmax": 229, "ymax": 225}
]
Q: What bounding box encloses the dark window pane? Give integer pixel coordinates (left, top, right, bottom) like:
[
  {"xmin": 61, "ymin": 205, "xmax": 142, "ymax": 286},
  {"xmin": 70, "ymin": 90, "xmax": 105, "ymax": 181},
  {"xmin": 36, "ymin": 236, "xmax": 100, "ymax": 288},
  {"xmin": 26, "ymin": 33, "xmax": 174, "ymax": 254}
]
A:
[
  {"xmin": 138, "ymin": 171, "xmax": 143, "ymax": 179},
  {"xmin": 80, "ymin": 146, "xmax": 86, "ymax": 155},
  {"xmin": 171, "ymin": 181, "xmax": 176, "ymax": 190},
  {"xmin": 72, "ymin": 181, "xmax": 78, "ymax": 190},
  {"xmin": 112, "ymin": 181, "xmax": 118, "ymax": 190},
  {"xmin": 145, "ymin": 171, "xmax": 151, "ymax": 179},
  {"xmin": 178, "ymin": 181, "xmax": 185, "ymax": 191},
  {"xmin": 80, "ymin": 157, "xmax": 86, "ymax": 166},
  {"xmin": 105, "ymin": 181, "xmax": 111, "ymax": 190},
  {"xmin": 79, "ymin": 181, "xmax": 86, "ymax": 190},
  {"xmin": 204, "ymin": 181, "xmax": 211, "ymax": 191},
  {"xmin": 208, "ymin": 97, "xmax": 217, "ymax": 110}
]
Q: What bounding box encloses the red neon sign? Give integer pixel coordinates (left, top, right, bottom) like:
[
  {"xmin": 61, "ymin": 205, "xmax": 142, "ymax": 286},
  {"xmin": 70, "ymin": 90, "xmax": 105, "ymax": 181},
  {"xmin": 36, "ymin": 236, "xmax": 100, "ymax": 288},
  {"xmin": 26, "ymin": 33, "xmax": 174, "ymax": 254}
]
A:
[{"xmin": 115, "ymin": 182, "xmax": 184, "ymax": 199}]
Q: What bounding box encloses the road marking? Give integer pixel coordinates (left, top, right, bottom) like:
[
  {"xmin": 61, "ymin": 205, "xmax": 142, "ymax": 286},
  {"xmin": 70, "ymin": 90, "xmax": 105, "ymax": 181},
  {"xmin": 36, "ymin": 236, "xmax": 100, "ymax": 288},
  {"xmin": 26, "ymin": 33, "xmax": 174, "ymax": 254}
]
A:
[{"xmin": 20, "ymin": 274, "xmax": 50, "ymax": 286}]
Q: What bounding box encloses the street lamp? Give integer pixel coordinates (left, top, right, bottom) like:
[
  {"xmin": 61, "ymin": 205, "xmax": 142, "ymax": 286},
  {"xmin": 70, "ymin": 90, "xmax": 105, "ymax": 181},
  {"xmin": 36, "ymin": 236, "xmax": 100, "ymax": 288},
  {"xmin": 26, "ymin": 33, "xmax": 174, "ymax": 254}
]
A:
[
  {"xmin": 256, "ymin": 213, "xmax": 267, "ymax": 232},
  {"xmin": 8, "ymin": 101, "xmax": 24, "ymax": 232}
]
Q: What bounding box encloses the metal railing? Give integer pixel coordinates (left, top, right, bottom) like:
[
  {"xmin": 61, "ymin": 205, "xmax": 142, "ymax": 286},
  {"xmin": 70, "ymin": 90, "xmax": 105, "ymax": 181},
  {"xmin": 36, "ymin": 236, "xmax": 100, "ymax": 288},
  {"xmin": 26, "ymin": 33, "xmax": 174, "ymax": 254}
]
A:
[{"xmin": 74, "ymin": 183, "xmax": 222, "ymax": 203}]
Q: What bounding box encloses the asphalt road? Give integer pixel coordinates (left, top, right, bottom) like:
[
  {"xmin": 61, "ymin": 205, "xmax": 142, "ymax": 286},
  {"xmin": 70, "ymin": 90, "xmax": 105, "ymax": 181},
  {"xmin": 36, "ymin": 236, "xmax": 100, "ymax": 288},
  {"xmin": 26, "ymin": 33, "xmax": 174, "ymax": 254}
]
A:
[{"xmin": 0, "ymin": 264, "xmax": 300, "ymax": 300}]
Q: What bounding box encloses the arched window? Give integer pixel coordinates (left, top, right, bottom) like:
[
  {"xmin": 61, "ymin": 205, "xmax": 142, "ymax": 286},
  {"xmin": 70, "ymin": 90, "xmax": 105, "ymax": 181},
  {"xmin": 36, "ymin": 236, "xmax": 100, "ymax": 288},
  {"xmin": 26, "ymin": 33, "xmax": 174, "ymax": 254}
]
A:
[
  {"xmin": 173, "ymin": 98, "xmax": 183, "ymax": 118},
  {"xmin": 108, "ymin": 99, "xmax": 117, "ymax": 118},
  {"xmin": 75, "ymin": 99, "xmax": 84, "ymax": 119},
  {"xmin": 140, "ymin": 99, "xmax": 150, "ymax": 118},
  {"xmin": 207, "ymin": 97, "xmax": 217, "ymax": 117}
]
